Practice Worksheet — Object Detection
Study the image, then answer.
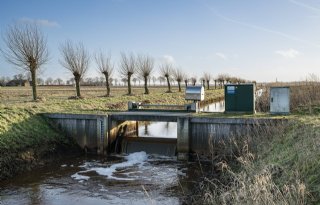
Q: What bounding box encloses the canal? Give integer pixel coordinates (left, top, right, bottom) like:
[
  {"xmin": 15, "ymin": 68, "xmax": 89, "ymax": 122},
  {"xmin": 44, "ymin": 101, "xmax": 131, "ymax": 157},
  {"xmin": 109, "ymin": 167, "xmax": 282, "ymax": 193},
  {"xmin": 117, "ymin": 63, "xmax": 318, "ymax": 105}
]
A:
[{"xmin": 0, "ymin": 101, "xmax": 224, "ymax": 205}]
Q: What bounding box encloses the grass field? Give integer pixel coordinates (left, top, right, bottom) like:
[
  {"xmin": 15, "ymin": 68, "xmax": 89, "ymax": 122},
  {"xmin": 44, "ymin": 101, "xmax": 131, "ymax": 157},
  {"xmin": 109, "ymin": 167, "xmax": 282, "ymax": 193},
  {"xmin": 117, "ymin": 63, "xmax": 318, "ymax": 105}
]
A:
[{"xmin": 0, "ymin": 85, "xmax": 224, "ymax": 113}]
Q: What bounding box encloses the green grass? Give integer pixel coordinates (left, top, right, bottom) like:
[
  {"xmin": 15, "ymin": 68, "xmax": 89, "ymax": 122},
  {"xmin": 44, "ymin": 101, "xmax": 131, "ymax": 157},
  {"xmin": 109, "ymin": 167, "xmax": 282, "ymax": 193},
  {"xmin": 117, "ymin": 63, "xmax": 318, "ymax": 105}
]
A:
[
  {"xmin": 0, "ymin": 107, "xmax": 79, "ymax": 180},
  {"xmin": 0, "ymin": 86, "xmax": 224, "ymax": 114},
  {"xmin": 257, "ymin": 117, "xmax": 320, "ymax": 203}
]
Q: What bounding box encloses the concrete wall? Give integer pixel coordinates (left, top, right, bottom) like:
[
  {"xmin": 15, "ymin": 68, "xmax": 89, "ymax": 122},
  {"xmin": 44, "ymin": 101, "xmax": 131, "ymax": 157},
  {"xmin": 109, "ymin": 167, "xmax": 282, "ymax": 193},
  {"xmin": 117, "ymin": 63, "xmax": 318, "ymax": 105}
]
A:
[
  {"xmin": 44, "ymin": 113, "xmax": 108, "ymax": 155},
  {"xmin": 177, "ymin": 117, "xmax": 287, "ymax": 158}
]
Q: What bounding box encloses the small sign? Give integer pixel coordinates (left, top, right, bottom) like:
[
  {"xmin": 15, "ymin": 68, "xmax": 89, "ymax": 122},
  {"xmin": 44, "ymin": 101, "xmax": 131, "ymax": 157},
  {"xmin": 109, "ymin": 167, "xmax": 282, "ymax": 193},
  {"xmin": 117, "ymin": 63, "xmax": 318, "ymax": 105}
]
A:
[{"xmin": 227, "ymin": 86, "xmax": 236, "ymax": 94}]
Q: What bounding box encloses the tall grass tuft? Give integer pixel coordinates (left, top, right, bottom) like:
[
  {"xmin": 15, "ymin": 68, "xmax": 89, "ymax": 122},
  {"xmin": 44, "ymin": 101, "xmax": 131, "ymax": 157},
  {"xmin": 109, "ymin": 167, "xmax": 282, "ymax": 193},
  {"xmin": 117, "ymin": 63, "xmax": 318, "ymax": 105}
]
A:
[{"xmin": 193, "ymin": 121, "xmax": 311, "ymax": 205}]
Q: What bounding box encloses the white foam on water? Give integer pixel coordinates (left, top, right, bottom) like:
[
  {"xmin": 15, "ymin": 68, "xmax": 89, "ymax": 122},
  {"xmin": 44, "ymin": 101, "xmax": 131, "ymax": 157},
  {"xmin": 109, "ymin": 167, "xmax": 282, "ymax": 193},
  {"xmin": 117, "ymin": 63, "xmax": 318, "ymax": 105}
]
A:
[
  {"xmin": 71, "ymin": 172, "xmax": 90, "ymax": 181},
  {"xmin": 61, "ymin": 164, "xmax": 67, "ymax": 167},
  {"xmin": 72, "ymin": 152, "xmax": 148, "ymax": 181}
]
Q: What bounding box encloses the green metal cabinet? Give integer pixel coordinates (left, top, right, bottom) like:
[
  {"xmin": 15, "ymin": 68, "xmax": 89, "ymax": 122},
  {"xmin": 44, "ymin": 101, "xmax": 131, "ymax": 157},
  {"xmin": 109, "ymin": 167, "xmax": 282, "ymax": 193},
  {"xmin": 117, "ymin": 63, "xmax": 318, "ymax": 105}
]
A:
[{"xmin": 224, "ymin": 84, "xmax": 255, "ymax": 113}]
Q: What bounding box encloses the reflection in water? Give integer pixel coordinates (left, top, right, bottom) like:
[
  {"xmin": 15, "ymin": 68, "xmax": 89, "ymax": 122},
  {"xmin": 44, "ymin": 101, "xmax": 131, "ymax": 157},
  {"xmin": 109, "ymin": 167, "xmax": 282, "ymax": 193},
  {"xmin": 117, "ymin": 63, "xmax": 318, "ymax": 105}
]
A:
[
  {"xmin": 138, "ymin": 122, "xmax": 177, "ymax": 138},
  {"xmin": 200, "ymin": 101, "xmax": 225, "ymax": 112}
]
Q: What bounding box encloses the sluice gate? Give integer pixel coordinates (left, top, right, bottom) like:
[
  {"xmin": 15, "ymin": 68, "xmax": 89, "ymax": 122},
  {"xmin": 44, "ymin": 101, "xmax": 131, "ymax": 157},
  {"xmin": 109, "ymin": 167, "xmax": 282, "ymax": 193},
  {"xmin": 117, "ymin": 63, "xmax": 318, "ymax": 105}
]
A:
[{"xmin": 44, "ymin": 112, "xmax": 287, "ymax": 160}]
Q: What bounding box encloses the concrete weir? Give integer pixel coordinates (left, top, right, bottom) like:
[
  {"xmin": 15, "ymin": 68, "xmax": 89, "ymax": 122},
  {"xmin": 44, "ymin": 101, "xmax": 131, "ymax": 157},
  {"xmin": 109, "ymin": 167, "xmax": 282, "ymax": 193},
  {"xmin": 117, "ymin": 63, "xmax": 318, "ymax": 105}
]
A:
[
  {"xmin": 44, "ymin": 113, "xmax": 108, "ymax": 155},
  {"xmin": 44, "ymin": 112, "xmax": 287, "ymax": 160}
]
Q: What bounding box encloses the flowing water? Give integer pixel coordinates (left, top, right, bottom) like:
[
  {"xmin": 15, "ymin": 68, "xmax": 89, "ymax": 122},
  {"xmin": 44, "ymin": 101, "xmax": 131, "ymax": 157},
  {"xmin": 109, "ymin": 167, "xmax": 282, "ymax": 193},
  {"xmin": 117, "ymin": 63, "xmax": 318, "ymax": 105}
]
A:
[
  {"xmin": 0, "ymin": 101, "xmax": 223, "ymax": 205},
  {"xmin": 0, "ymin": 152, "xmax": 207, "ymax": 205}
]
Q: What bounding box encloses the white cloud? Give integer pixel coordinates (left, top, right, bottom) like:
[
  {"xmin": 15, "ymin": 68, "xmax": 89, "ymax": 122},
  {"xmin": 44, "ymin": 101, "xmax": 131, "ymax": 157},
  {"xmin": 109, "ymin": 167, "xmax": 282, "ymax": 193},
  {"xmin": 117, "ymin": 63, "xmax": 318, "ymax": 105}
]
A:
[
  {"xmin": 161, "ymin": 55, "xmax": 175, "ymax": 64},
  {"xmin": 206, "ymin": 6, "xmax": 319, "ymax": 48},
  {"xmin": 19, "ymin": 17, "xmax": 60, "ymax": 27},
  {"xmin": 215, "ymin": 52, "xmax": 227, "ymax": 60},
  {"xmin": 288, "ymin": 0, "xmax": 320, "ymax": 12},
  {"xmin": 275, "ymin": 49, "xmax": 301, "ymax": 58}
]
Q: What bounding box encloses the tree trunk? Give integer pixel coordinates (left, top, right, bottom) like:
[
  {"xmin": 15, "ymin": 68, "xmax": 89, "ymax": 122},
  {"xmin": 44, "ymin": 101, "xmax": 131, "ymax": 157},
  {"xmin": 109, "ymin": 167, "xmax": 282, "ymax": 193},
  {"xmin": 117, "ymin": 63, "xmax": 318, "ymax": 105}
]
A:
[
  {"xmin": 75, "ymin": 76, "xmax": 81, "ymax": 97},
  {"xmin": 31, "ymin": 69, "xmax": 37, "ymax": 101},
  {"xmin": 144, "ymin": 76, "xmax": 149, "ymax": 94},
  {"xmin": 207, "ymin": 80, "xmax": 210, "ymax": 90},
  {"xmin": 104, "ymin": 73, "xmax": 110, "ymax": 96},
  {"xmin": 184, "ymin": 80, "xmax": 187, "ymax": 88},
  {"xmin": 166, "ymin": 76, "xmax": 171, "ymax": 92},
  {"xmin": 178, "ymin": 81, "xmax": 181, "ymax": 92},
  {"xmin": 214, "ymin": 80, "xmax": 217, "ymax": 89},
  {"xmin": 128, "ymin": 74, "xmax": 132, "ymax": 95}
]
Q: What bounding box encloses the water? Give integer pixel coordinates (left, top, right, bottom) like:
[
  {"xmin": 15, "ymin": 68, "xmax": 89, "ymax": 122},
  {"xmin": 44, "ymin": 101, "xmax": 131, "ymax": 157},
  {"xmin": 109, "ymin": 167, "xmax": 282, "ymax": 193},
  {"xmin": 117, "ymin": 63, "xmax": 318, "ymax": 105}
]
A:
[
  {"xmin": 138, "ymin": 122, "xmax": 177, "ymax": 138},
  {"xmin": 0, "ymin": 101, "xmax": 224, "ymax": 204},
  {"xmin": 0, "ymin": 153, "xmax": 203, "ymax": 205},
  {"xmin": 136, "ymin": 101, "xmax": 225, "ymax": 139},
  {"xmin": 200, "ymin": 100, "xmax": 225, "ymax": 112}
]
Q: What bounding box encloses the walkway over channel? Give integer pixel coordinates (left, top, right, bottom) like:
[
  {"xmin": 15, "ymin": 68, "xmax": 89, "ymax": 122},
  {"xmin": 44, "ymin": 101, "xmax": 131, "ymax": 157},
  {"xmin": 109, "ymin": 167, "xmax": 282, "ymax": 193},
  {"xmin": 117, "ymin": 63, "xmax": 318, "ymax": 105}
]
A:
[{"xmin": 110, "ymin": 111, "xmax": 191, "ymax": 122}]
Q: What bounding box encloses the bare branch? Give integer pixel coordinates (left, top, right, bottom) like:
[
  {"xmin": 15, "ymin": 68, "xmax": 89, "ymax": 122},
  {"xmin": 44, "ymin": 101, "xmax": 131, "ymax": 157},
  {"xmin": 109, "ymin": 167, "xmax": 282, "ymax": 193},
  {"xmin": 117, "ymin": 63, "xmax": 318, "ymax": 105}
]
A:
[
  {"xmin": 0, "ymin": 23, "xmax": 49, "ymax": 100},
  {"xmin": 159, "ymin": 62, "xmax": 173, "ymax": 93},
  {"xmin": 60, "ymin": 40, "xmax": 90, "ymax": 97},
  {"xmin": 119, "ymin": 52, "xmax": 136, "ymax": 95},
  {"xmin": 95, "ymin": 51, "xmax": 114, "ymax": 96},
  {"xmin": 60, "ymin": 40, "xmax": 90, "ymax": 78}
]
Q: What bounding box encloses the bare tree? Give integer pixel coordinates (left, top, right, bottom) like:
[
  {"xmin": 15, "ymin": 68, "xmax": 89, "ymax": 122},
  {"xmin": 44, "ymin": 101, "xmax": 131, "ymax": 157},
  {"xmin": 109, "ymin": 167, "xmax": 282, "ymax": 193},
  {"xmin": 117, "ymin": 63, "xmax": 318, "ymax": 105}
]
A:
[
  {"xmin": 183, "ymin": 74, "xmax": 189, "ymax": 88},
  {"xmin": 56, "ymin": 78, "xmax": 64, "ymax": 85},
  {"xmin": 158, "ymin": 76, "xmax": 165, "ymax": 85},
  {"xmin": 95, "ymin": 52, "xmax": 114, "ymax": 96},
  {"xmin": 159, "ymin": 62, "xmax": 173, "ymax": 93},
  {"xmin": 0, "ymin": 23, "xmax": 49, "ymax": 100},
  {"xmin": 152, "ymin": 76, "xmax": 157, "ymax": 86},
  {"xmin": 137, "ymin": 54, "xmax": 154, "ymax": 94},
  {"xmin": 119, "ymin": 52, "xmax": 136, "ymax": 95},
  {"xmin": 191, "ymin": 76, "xmax": 197, "ymax": 86},
  {"xmin": 204, "ymin": 72, "xmax": 211, "ymax": 90},
  {"xmin": 173, "ymin": 67, "xmax": 184, "ymax": 92},
  {"xmin": 45, "ymin": 77, "xmax": 53, "ymax": 85},
  {"xmin": 132, "ymin": 78, "xmax": 137, "ymax": 86},
  {"xmin": 60, "ymin": 41, "xmax": 90, "ymax": 98},
  {"xmin": 200, "ymin": 77, "xmax": 205, "ymax": 88}
]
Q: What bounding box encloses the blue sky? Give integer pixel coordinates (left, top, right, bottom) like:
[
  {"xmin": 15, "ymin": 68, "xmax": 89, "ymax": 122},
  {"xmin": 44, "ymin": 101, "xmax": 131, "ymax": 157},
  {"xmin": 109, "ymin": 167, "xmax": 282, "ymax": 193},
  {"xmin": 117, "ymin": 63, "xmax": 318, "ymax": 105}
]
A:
[{"xmin": 1, "ymin": 0, "xmax": 320, "ymax": 82}]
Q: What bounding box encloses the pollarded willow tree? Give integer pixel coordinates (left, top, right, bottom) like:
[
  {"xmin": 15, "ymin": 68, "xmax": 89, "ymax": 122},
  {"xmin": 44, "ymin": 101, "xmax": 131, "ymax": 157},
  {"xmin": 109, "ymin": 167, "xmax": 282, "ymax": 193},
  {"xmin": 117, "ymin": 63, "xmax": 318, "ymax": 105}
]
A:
[
  {"xmin": 137, "ymin": 54, "xmax": 154, "ymax": 94},
  {"xmin": 173, "ymin": 67, "xmax": 184, "ymax": 92},
  {"xmin": 204, "ymin": 72, "xmax": 211, "ymax": 90},
  {"xmin": 95, "ymin": 52, "xmax": 114, "ymax": 96},
  {"xmin": 0, "ymin": 23, "xmax": 49, "ymax": 101},
  {"xmin": 183, "ymin": 74, "xmax": 189, "ymax": 88},
  {"xmin": 119, "ymin": 52, "xmax": 136, "ymax": 95},
  {"xmin": 159, "ymin": 62, "xmax": 173, "ymax": 93},
  {"xmin": 60, "ymin": 41, "xmax": 90, "ymax": 98}
]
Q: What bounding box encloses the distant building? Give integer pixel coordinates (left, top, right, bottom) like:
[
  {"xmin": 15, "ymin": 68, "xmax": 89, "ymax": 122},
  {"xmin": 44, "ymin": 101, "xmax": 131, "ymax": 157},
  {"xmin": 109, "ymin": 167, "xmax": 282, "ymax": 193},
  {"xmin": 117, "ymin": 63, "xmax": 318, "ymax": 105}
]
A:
[{"xmin": 6, "ymin": 80, "xmax": 30, "ymax": 87}]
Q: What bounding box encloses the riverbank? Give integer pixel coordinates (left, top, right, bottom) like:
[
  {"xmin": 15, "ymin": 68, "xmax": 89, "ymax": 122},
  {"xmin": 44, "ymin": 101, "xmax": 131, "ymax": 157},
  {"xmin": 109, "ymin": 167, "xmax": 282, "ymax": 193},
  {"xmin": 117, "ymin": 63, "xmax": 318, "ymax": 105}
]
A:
[
  {"xmin": 0, "ymin": 108, "xmax": 82, "ymax": 180},
  {"xmin": 192, "ymin": 113, "xmax": 320, "ymax": 204}
]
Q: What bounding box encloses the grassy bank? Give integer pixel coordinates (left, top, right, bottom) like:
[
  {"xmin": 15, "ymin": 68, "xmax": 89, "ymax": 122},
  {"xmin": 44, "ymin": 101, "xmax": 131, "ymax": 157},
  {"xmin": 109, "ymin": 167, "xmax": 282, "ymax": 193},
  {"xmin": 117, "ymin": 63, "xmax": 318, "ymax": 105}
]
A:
[{"xmin": 0, "ymin": 108, "xmax": 81, "ymax": 180}]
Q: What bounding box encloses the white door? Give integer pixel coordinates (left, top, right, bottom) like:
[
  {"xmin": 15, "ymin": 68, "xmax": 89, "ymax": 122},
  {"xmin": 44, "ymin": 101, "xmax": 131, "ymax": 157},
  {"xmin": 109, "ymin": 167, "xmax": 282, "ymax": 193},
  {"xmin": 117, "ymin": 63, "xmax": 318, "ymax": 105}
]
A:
[{"xmin": 270, "ymin": 88, "xmax": 290, "ymax": 113}]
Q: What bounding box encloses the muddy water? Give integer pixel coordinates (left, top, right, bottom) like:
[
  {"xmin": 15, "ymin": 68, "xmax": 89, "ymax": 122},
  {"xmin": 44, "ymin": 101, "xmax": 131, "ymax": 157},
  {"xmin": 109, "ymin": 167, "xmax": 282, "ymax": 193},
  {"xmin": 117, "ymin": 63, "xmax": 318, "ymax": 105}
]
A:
[{"xmin": 0, "ymin": 153, "xmax": 205, "ymax": 205}]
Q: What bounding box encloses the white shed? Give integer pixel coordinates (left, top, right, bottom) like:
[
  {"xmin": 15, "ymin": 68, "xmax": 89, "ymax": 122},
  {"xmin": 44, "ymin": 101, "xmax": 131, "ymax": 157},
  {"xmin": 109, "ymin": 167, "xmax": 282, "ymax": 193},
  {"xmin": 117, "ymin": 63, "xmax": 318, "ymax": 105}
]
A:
[{"xmin": 270, "ymin": 87, "xmax": 290, "ymax": 114}]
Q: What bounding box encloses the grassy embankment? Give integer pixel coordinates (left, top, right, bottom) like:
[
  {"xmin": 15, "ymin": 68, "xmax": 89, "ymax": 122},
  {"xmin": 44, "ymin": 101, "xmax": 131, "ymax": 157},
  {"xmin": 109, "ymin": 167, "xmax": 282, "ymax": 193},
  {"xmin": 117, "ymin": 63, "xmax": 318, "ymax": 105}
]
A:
[
  {"xmin": 0, "ymin": 86, "xmax": 223, "ymax": 180},
  {"xmin": 190, "ymin": 83, "xmax": 320, "ymax": 205}
]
